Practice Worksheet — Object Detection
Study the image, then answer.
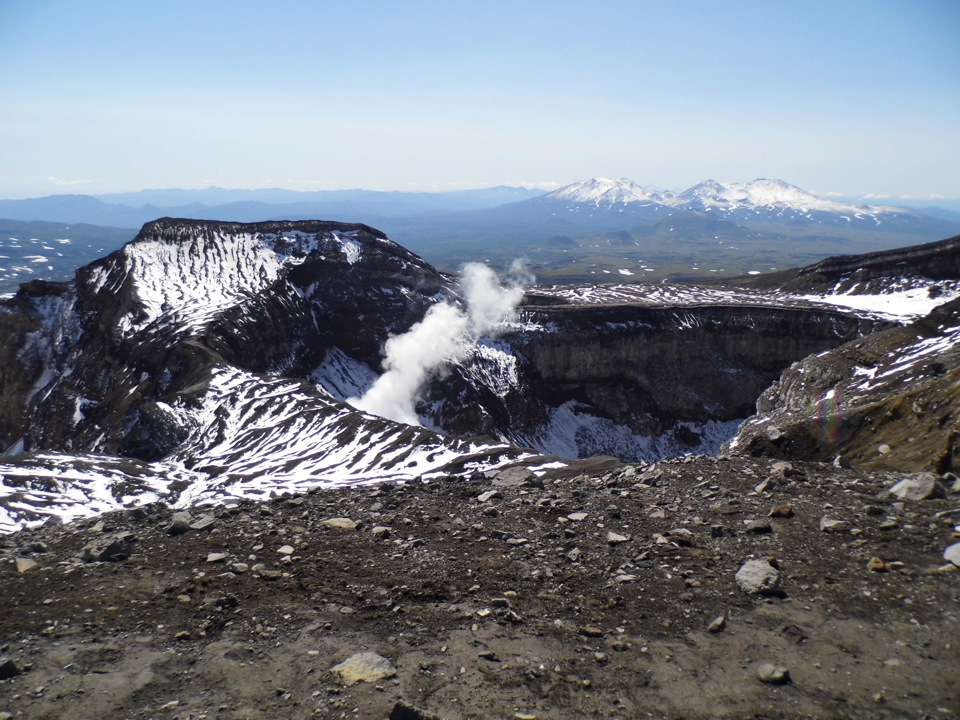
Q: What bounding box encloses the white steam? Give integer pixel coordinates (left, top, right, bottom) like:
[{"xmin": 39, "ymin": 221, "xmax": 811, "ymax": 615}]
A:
[{"xmin": 348, "ymin": 261, "xmax": 530, "ymax": 426}]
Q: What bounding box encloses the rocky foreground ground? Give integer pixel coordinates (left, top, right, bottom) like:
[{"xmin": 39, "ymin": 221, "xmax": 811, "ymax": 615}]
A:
[{"xmin": 2, "ymin": 455, "xmax": 959, "ymax": 720}]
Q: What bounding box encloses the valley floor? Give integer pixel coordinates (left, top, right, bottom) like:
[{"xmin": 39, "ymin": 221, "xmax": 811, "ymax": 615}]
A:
[{"xmin": 2, "ymin": 455, "xmax": 958, "ymax": 719}]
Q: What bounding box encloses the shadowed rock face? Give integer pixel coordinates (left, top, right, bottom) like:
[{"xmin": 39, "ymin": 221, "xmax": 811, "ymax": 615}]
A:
[{"xmin": 505, "ymin": 303, "xmax": 879, "ymax": 435}]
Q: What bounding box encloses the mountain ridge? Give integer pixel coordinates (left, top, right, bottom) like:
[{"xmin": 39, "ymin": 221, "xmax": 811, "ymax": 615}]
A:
[
  {"xmin": 2, "ymin": 220, "xmax": 960, "ymax": 535},
  {"xmin": 3, "ymin": 179, "xmax": 959, "ymax": 293}
]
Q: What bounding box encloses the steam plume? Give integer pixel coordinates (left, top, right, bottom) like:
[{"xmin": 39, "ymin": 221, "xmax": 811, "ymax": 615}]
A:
[{"xmin": 348, "ymin": 261, "xmax": 530, "ymax": 425}]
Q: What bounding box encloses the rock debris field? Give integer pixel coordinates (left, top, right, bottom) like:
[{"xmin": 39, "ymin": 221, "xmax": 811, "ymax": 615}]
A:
[{"xmin": 2, "ymin": 454, "xmax": 959, "ymax": 719}]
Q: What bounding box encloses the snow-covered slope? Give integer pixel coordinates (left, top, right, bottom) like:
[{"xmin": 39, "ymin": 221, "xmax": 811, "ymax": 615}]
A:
[
  {"xmin": 544, "ymin": 177, "xmax": 669, "ymax": 207},
  {"xmin": 674, "ymin": 178, "xmax": 879, "ymax": 215},
  {"xmin": 0, "ymin": 219, "xmax": 541, "ymax": 532}
]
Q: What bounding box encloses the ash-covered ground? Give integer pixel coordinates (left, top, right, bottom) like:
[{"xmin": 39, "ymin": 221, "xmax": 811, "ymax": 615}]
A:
[{"xmin": 2, "ymin": 454, "xmax": 958, "ymax": 719}]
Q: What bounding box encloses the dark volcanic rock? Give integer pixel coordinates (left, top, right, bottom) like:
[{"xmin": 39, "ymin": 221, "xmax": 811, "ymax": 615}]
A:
[{"xmin": 728, "ymin": 297, "xmax": 960, "ymax": 472}]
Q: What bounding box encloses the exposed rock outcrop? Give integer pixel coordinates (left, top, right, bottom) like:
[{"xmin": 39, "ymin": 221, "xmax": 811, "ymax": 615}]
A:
[{"xmin": 727, "ymin": 297, "xmax": 960, "ymax": 472}]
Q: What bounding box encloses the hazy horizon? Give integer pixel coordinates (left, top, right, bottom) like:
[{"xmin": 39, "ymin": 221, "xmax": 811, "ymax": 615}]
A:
[{"xmin": 1, "ymin": 1, "xmax": 958, "ymax": 201}]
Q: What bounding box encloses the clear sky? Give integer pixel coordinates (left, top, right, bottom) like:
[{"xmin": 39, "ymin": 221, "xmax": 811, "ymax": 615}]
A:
[{"xmin": 1, "ymin": 0, "xmax": 958, "ymax": 200}]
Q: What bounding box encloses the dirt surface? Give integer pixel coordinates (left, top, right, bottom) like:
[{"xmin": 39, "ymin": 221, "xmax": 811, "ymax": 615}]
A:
[{"xmin": 2, "ymin": 455, "xmax": 959, "ymax": 719}]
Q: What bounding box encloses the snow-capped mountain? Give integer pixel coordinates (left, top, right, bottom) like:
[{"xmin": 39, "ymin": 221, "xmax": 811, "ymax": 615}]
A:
[
  {"xmin": 543, "ymin": 177, "xmax": 670, "ymax": 207},
  {"xmin": 1, "ymin": 220, "xmax": 959, "ymax": 532},
  {"xmin": 542, "ymin": 176, "xmax": 915, "ymax": 226}
]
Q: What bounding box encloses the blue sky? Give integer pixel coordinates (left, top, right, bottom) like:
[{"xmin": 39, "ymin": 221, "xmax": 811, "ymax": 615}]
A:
[{"xmin": 1, "ymin": 0, "xmax": 958, "ymax": 199}]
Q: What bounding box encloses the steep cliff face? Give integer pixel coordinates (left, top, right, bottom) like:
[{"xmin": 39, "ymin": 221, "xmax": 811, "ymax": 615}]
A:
[
  {"xmin": 513, "ymin": 303, "xmax": 878, "ymax": 434},
  {"xmin": 415, "ymin": 300, "xmax": 887, "ymax": 460}
]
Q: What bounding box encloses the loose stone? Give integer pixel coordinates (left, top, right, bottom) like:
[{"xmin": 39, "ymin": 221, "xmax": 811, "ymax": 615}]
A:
[
  {"xmin": 757, "ymin": 663, "xmax": 791, "ymax": 684},
  {"xmin": 746, "ymin": 519, "xmax": 773, "ymax": 534},
  {"xmin": 0, "ymin": 658, "xmax": 23, "ymax": 680},
  {"xmin": 322, "ymin": 518, "xmax": 359, "ymax": 530},
  {"xmin": 15, "ymin": 557, "xmax": 39, "ymax": 573},
  {"xmin": 707, "ymin": 616, "xmax": 726, "ymax": 633},
  {"xmin": 166, "ymin": 511, "xmax": 194, "ymax": 535},
  {"xmin": 943, "ymin": 543, "xmax": 960, "ymax": 567},
  {"xmin": 331, "ymin": 652, "xmax": 397, "ymax": 684},
  {"xmin": 819, "ymin": 517, "xmax": 846, "ymax": 532},
  {"xmin": 888, "ymin": 473, "xmax": 947, "ymax": 501},
  {"xmin": 735, "ymin": 559, "xmax": 782, "ymax": 595}
]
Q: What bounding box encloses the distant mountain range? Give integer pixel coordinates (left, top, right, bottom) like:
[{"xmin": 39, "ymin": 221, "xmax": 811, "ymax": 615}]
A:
[{"xmin": 1, "ymin": 178, "xmax": 958, "ymax": 291}]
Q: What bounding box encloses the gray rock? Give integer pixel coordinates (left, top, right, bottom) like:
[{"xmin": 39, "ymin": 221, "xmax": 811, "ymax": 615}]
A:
[
  {"xmin": 668, "ymin": 528, "xmax": 694, "ymax": 546},
  {"xmin": 166, "ymin": 511, "xmax": 194, "ymax": 535},
  {"xmin": 606, "ymin": 531, "xmax": 629, "ymax": 545},
  {"xmin": 944, "ymin": 543, "xmax": 960, "ymax": 567},
  {"xmin": 322, "ymin": 517, "xmax": 358, "ymax": 530},
  {"xmin": 567, "ymin": 512, "xmax": 588, "ymax": 521},
  {"xmin": 372, "ymin": 526, "xmax": 392, "ymax": 540},
  {"xmin": 735, "ymin": 559, "xmax": 782, "ymax": 595},
  {"xmin": 770, "ymin": 460, "xmax": 797, "ymax": 478},
  {"xmin": 757, "ymin": 663, "xmax": 791, "ymax": 684},
  {"xmin": 707, "ymin": 616, "xmax": 726, "ymax": 633},
  {"xmin": 477, "ymin": 490, "xmax": 502, "ymax": 503},
  {"xmin": 746, "ymin": 519, "xmax": 773, "ymax": 534},
  {"xmin": 492, "ymin": 466, "xmax": 533, "ymax": 487},
  {"xmin": 331, "ymin": 651, "xmax": 396, "ymax": 685},
  {"xmin": 206, "ymin": 553, "xmax": 228, "ymax": 563},
  {"xmin": 82, "ymin": 534, "xmax": 134, "ymax": 562},
  {"xmin": 189, "ymin": 514, "xmax": 216, "ymax": 531},
  {"xmin": 819, "ymin": 516, "xmax": 846, "ymax": 532},
  {"xmin": 765, "ymin": 426, "xmax": 783, "ymax": 442},
  {"xmin": 833, "ymin": 455, "xmax": 853, "ymax": 469},
  {"xmin": 888, "ymin": 473, "xmax": 947, "ymax": 501}
]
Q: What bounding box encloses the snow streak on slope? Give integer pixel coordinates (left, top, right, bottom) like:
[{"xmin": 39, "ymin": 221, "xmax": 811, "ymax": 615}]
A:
[
  {"xmin": 176, "ymin": 367, "xmax": 530, "ymax": 498},
  {"xmin": 86, "ymin": 227, "xmax": 367, "ymax": 337},
  {"xmin": 0, "ymin": 453, "xmax": 193, "ymax": 534},
  {"xmin": 535, "ymin": 280, "xmax": 960, "ymax": 323},
  {"xmin": 0, "ymin": 366, "xmax": 533, "ymax": 532}
]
